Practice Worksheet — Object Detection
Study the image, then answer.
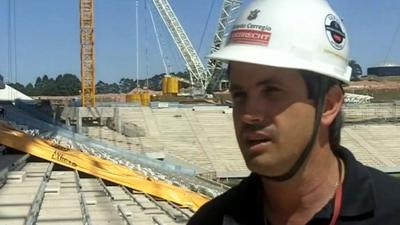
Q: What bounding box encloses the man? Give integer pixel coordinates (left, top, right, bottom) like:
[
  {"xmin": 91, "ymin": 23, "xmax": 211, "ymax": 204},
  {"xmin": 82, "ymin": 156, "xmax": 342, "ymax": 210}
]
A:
[
  {"xmin": 188, "ymin": 0, "xmax": 400, "ymax": 224},
  {"xmin": 0, "ymin": 106, "xmax": 4, "ymax": 119}
]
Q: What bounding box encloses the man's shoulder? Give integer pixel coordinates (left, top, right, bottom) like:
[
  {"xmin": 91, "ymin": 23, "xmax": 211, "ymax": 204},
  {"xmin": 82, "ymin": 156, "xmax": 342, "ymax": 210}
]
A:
[
  {"xmin": 339, "ymin": 145, "xmax": 400, "ymax": 191},
  {"xmin": 188, "ymin": 174, "xmax": 261, "ymax": 225},
  {"xmin": 339, "ymin": 146, "xmax": 400, "ymax": 219},
  {"xmin": 342, "ymin": 146, "xmax": 400, "ymax": 198},
  {"xmin": 187, "ymin": 185, "xmax": 239, "ymax": 225},
  {"xmin": 367, "ymin": 166, "xmax": 400, "ymax": 199},
  {"xmin": 367, "ymin": 166, "xmax": 400, "ymax": 185},
  {"xmin": 364, "ymin": 166, "xmax": 400, "ymax": 223}
]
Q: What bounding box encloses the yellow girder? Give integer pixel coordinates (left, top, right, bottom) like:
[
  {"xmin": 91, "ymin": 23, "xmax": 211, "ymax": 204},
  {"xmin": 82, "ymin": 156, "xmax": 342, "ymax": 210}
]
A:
[{"xmin": 0, "ymin": 123, "xmax": 209, "ymax": 211}]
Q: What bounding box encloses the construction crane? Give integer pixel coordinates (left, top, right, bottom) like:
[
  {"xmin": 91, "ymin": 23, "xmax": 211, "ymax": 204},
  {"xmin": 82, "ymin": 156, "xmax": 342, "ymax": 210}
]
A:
[
  {"xmin": 78, "ymin": 0, "xmax": 241, "ymax": 101},
  {"xmin": 151, "ymin": 0, "xmax": 211, "ymax": 93},
  {"xmin": 80, "ymin": 0, "xmax": 96, "ymax": 107},
  {"xmin": 207, "ymin": 0, "xmax": 242, "ymax": 91},
  {"xmin": 151, "ymin": 0, "xmax": 242, "ymax": 94},
  {"xmin": 207, "ymin": 0, "xmax": 242, "ymax": 76}
]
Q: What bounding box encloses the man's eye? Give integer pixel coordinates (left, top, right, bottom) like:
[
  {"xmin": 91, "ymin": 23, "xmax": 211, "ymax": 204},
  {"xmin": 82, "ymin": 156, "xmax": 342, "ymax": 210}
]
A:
[
  {"xmin": 231, "ymin": 91, "xmax": 245, "ymax": 100},
  {"xmin": 263, "ymin": 86, "xmax": 281, "ymax": 93}
]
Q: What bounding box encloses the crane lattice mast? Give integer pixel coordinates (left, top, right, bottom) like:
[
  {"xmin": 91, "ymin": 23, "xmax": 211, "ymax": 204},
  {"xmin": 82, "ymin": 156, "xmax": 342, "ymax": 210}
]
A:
[
  {"xmin": 78, "ymin": 0, "xmax": 241, "ymax": 99},
  {"xmin": 80, "ymin": 0, "xmax": 96, "ymax": 107},
  {"xmin": 151, "ymin": 0, "xmax": 210, "ymax": 93},
  {"xmin": 207, "ymin": 0, "xmax": 242, "ymax": 77},
  {"xmin": 151, "ymin": 0, "xmax": 242, "ymax": 93},
  {"xmin": 207, "ymin": 0, "xmax": 242, "ymax": 91}
]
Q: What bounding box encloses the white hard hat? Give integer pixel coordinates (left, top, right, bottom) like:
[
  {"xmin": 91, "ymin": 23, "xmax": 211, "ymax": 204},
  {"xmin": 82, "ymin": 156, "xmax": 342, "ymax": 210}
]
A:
[{"xmin": 210, "ymin": 0, "xmax": 352, "ymax": 83}]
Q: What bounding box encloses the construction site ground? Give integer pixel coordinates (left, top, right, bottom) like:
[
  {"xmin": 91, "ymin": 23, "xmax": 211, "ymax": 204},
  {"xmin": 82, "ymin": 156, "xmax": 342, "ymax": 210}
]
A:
[
  {"xmin": 1, "ymin": 101, "xmax": 400, "ymax": 224},
  {"xmin": 84, "ymin": 104, "xmax": 400, "ymax": 174},
  {"xmin": 0, "ymin": 157, "xmax": 194, "ymax": 225},
  {"xmin": 345, "ymin": 78, "xmax": 400, "ymax": 102}
]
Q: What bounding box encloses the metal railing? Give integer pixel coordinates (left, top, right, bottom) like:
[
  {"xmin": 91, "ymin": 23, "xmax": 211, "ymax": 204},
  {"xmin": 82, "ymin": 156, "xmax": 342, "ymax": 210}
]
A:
[{"xmin": 344, "ymin": 102, "xmax": 400, "ymax": 123}]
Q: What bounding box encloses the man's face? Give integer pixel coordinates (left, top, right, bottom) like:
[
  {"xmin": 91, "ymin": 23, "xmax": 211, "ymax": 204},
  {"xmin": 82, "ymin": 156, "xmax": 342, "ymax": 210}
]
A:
[{"xmin": 229, "ymin": 62, "xmax": 316, "ymax": 177}]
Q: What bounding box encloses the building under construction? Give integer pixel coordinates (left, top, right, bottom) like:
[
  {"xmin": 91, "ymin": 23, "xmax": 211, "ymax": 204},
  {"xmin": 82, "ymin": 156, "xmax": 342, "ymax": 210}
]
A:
[{"xmin": 368, "ymin": 64, "xmax": 400, "ymax": 77}]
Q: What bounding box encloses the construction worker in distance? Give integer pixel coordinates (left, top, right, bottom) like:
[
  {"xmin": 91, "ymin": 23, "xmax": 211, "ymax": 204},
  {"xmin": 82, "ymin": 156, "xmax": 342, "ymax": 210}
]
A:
[
  {"xmin": 188, "ymin": 0, "xmax": 400, "ymax": 224},
  {"xmin": 0, "ymin": 105, "xmax": 5, "ymax": 119}
]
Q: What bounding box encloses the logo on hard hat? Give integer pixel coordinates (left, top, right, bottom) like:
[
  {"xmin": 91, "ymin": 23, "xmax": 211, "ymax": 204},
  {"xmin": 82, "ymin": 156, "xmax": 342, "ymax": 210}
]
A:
[
  {"xmin": 247, "ymin": 9, "xmax": 260, "ymax": 21},
  {"xmin": 325, "ymin": 14, "xmax": 346, "ymax": 50}
]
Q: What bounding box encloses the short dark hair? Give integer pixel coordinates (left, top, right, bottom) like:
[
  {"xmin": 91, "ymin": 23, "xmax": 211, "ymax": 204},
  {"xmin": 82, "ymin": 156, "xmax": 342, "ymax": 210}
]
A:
[{"xmin": 300, "ymin": 70, "xmax": 344, "ymax": 152}]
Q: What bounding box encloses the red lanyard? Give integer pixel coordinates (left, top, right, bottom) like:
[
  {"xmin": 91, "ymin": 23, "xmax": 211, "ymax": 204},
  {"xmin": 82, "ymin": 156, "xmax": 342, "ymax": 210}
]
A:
[
  {"xmin": 329, "ymin": 159, "xmax": 344, "ymax": 225},
  {"xmin": 328, "ymin": 183, "xmax": 343, "ymax": 225},
  {"xmin": 264, "ymin": 159, "xmax": 344, "ymax": 225}
]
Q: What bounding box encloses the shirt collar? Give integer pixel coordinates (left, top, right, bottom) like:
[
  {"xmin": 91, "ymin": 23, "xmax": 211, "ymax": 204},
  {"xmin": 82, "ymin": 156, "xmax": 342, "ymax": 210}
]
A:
[
  {"xmin": 235, "ymin": 146, "xmax": 377, "ymax": 223},
  {"xmin": 314, "ymin": 146, "xmax": 376, "ymax": 219}
]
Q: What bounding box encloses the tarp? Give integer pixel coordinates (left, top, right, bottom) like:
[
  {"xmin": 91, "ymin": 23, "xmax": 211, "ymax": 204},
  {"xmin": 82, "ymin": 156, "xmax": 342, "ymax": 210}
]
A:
[{"xmin": 0, "ymin": 85, "xmax": 33, "ymax": 101}]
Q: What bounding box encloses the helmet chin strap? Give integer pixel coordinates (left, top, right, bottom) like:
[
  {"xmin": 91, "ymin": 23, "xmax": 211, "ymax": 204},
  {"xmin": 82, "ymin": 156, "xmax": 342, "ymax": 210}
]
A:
[{"xmin": 261, "ymin": 79, "xmax": 329, "ymax": 182}]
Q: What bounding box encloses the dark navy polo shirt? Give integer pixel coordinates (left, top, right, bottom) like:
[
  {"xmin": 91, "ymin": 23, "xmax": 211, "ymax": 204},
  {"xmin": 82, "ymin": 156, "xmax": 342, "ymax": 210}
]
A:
[{"xmin": 188, "ymin": 146, "xmax": 400, "ymax": 225}]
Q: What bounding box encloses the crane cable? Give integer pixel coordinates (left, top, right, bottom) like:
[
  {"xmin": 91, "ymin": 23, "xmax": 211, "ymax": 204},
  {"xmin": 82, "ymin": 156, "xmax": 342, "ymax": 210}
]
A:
[
  {"xmin": 149, "ymin": 1, "xmax": 187, "ymax": 76},
  {"xmin": 144, "ymin": 0, "xmax": 149, "ymax": 87},
  {"xmin": 135, "ymin": 0, "xmax": 140, "ymax": 89},
  {"xmin": 13, "ymin": 0, "xmax": 18, "ymax": 84},
  {"xmin": 148, "ymin": 1, "xmax": 170, "ymax": 75},
  {"xmin": 384, "ymin": 15, "xmax": 400, "ymax": 64},
  {"xmin": 162, "ymin": 19, "xmax": 183, "ymax": 74},
  {"xmin": 7, "ymin": 0, "xmax": 13, "ymax": 84},
  {"xmin": 7, "ymin": 0, "xmax": 18, "ymax": 84},
  {"xmin": 198, "ymin": 0, "xmax": 217, "ymax": 54},
  {"xmin": 7, "ymin": 0, "xmax": 18, "ymax": 100}
]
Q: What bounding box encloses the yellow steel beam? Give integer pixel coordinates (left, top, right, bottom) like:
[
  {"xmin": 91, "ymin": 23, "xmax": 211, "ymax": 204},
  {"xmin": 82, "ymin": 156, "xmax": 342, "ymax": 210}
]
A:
[{"xmin": 0, "ymin": 123, "xmax": 209, "ymax": 211}]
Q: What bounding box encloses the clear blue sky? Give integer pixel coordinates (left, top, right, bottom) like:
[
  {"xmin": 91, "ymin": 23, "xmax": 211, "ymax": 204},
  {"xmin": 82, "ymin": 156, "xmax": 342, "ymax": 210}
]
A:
[{"xmin": 0, "ymin": 0, "xmax": 399, "ymax": 85}]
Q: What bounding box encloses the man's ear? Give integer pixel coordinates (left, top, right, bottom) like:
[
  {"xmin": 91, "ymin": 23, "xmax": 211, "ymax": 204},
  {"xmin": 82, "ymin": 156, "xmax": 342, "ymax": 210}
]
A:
[{"xmin": 321, "ymin": 85, "xmax": 343, "ymax": 127}]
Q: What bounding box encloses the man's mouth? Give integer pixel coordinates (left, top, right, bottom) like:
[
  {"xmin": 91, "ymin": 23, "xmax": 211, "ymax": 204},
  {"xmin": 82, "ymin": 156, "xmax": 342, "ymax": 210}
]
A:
[
  {"xmin": 245, "ymin": 133, "xmax": 272, "ymax": 148},
  {"xmin": 247, "ymin": 138, "xmax": 271, "ymax": 147}
]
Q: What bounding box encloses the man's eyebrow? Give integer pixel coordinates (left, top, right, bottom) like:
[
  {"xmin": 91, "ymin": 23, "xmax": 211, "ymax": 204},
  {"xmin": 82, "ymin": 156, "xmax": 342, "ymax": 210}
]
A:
[
  {"xmin": 255, "ymin": 79, "xmax": 281, "ymax": 87},
  {"xmin": 230, "ymin": 78, "xmax": 280, "ymax": 90}
]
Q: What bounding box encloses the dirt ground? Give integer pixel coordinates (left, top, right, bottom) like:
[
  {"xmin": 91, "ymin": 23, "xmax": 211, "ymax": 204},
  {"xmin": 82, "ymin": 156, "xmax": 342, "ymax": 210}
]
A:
[
  {"xmin": 344, "ymin": 77, "xmax": 400, "ymax": 102},
  {"xmin": 214, "ymin": 78, "xmax": 400, "ymax": 103},
  {"xmin": 345, "ymin": 79, "xmax": 400, "ymax": 91}
]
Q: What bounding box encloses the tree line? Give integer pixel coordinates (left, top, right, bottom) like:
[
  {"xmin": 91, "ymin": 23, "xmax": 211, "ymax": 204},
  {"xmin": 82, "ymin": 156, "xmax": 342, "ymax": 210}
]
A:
[
  {"xmin": 4, "ymin": 71, "xmax": 190, "ymax": 96},
  {"xmin": 2, "ymin": 59, "xmax": 362, "ymax": 96}
]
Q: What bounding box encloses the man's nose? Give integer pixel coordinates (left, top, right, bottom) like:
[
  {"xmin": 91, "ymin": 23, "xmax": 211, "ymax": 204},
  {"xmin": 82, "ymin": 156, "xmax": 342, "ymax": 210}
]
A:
[
  {"xmin": 241, "ymin": 113, "xmax": 264, "ymax": 125},
  {"xmin": 241, "ymin": 99, "xmax": 265, "ymax": 124}
]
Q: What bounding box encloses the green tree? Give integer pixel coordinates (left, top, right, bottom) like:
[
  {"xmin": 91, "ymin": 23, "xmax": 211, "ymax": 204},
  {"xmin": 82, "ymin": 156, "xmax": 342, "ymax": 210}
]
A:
[
  {"xmin": 109, "ymin": 82, "xmax": 120, "ymax": 93},
  {"xmin": 35, "ymin": 77, "xmax": 42, "ymax": 89},
  {"xmin": 96, "ymin": 81, "xmax": 108, "ymax": 94},
  {"xmin": 0, "ymin": 74, "xmax": 4, "ymax": 89},
  {"xmin": 349, "ymin": 60, "xmax": 362, "ymax": 81},
  {"xmin": 30, "ymin": 74, "xmax": 81, "ymax": 96},
  {"xmin": 8, "ymin": 82, "xmax": 25, "ymax": 92},
  {"xmin": 119, "ymin": 78, "xmax": 135, "ymax": 93},
  {"xmin": 41, "ymin": 77, "xmax": 56, "ymax": 95},
  {"xmin": 25, "ymin": 83, "xmax": 35, "ymax": 95},
  {"xmin": 96, "ymin": 80, "xmax": 120, "ymax": 94},
  {"xmin": 55, "ymin": 74, "xmax": 80, "ymax": 96},
  {"xmin": 42, "ymin": 75, "xmax": 50, "ymax": 84}
]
